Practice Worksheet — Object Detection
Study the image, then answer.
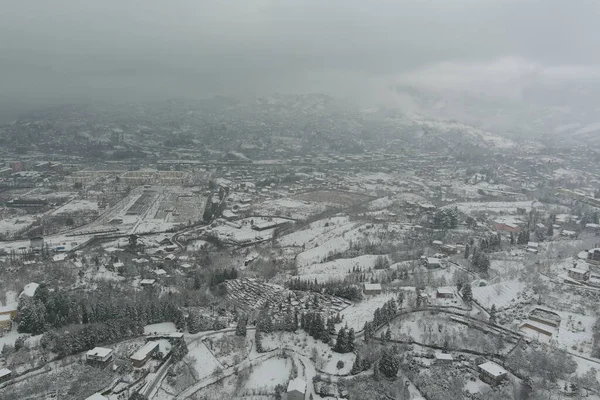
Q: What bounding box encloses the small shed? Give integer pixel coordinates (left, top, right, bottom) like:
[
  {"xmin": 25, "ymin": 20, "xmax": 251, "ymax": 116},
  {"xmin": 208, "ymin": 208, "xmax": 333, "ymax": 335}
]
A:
[
  {"xmin": 0, "ymin": 368, "xmax": 11, "ymax": 384},
  {"xmin": 436, "ymin": 287, "xmax": 454, "ymax": 299},
  {"xmin": 363, "ymin": 283, "xmax": 382, "ymax": 295},
  {"xmin": 434, "ymin": 353, "xmax": 454, "ymax": 364},
  {"xmin": 287, "ymin": 378, "xmax": 306, "ymax": 400},
  {"xmin": 478, "ymin": 361, "xmax": 507, "ymax": 386}
]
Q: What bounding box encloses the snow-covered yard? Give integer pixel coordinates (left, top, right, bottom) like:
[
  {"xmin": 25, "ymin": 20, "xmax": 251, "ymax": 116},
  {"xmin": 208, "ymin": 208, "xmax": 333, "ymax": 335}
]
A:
[
  {"xmin": 243, "ymin": 356, "xmax": 292, "ymax": 391},
  {"xmin": 471, "ymin": 279, "xmax": 531, "ymax": 310},
  {"xmin": 336, "ymin": 292, "xmax": 399, "ymax": 331},
  {"xmin": 262, "ymin": 331, "xmax": 355, "ymax": 376},
  {"xmin": 299, "ymin": 255, "xmax": 388, "ymax": 283}
]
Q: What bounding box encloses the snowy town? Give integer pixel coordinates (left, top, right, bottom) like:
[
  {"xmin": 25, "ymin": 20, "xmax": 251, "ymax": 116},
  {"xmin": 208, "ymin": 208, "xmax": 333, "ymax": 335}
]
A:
[{"xmin": 0, "ymin": 92, "xmax": 599, "ymax": 400}]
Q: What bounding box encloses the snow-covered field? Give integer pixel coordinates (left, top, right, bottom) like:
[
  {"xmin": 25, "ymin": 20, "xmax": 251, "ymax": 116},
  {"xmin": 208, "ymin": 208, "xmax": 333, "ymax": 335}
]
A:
[
  {"xmin": 144, "ymin": 322, "xmax": 177, "ymax": 335},
  {"xmin": 278, "ymin": 216, "xmax": 353, "ymax": 248},
  {"xmin": 451, "ymin": 200, "xmax": 539, "ymax": 215},
  {"xmin": 472, "ymin": 279, "xmax": 531, "ymax": 310},
  {"xmin": 51, "ymin": 199, "xmax": 99, "ymax": 215},
  {"xmin": 254, "ymin": 198, "xmax": 330, "ymax": 220},
  {"xmin": 262, "ymin": 331, "xmax": 355, "ymax": 375},
  {"xmin": 294, "ymin": 223, "xmax": 388, "ymax": 267},
  {"xmin": 0, "ymin": 215, "xmax": 37, "ymax": 237},
  {"xmin": 299, "ymin": 255, "xmax": 388, "ymax": 283},
  {"xmin": 243, "ymin": 356, "xmax": 291, "ymax": 390},
  {"xmin": 187, "ymin": 340, "xmax": 222, "ymax": 379},
  {"xmin": 336, "ymin": 292, "xmax": 398, "ymax": 331}
]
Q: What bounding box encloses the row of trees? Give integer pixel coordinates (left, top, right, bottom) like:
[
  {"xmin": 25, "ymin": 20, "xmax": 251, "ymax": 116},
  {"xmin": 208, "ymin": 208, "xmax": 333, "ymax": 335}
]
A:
[
  {"xmin": 18, "ymin": 284, "xmax": 185, "ymax": 337},
  {"xmin": 287, "ymin": 279, "xmax": 363, "ymax": 301},
  {"xmin": 363, "ymin": 296, "xmax": 402, "ymax": 341},
  {"xmin": 333, "ymin": 326, "xmax": 356, "ymax": 353},
  {"xmin": 432, "ymin": 207, "xmax": 459, "ymax": 230}
]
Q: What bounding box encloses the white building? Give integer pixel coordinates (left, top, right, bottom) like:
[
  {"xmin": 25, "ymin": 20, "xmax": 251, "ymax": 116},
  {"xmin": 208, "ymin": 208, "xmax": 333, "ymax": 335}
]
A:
[{"xmin": 287, "ymin": 378, "xmax": 306, "ymax": 400}]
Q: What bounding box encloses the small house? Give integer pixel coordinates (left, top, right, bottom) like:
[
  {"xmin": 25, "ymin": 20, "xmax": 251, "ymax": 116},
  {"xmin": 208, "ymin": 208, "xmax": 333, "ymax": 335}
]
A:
[
  {"xmin": 561, "ymin": 230, "xmax": 577, "ymax": 238},
  {"xmin": 425, "ymin": 257, "xmax": 443, "ymax": 269},
  {"xmin": 587, "ymin": 248, "xmax": 600, "ymax": 263},
  {"xmin": 85, "ymin": 394, "xmax": 108, "ymax": 400},
  {"xmin": 140, "ymin": 279, "xmax": 156, "ymax": 287},
  {"xmin": 0, "ymin": 304, "xmax": 17, "ymax": 321},
  {"xmin": 86, "ymin": 347, "xmax": 114, "ymax": 368},
  {"xmin": 29, "ymin": 236, "xmax": 44, "ymax": 251},
  {"xmin": 478, "ymin": 361, "xmax": 507, "ymax": 386},
  {"xmin": 436, "ymin": 287, "xmax": 454, "ymax": 299},
  {"xmin": 495, "ymin": 222, "xmax": 520, "ymax": 233},
  {"xmin": 434, "ymin": 353, "xmax": 454, "ymax": 364},
  {"xmin": 131, "ymin": 341, "xmax": 160, "ymax": 368},
  {"xmin": 287, "ymin": 378, "xmax": 306, "ymax": 400},
  {"xmin": 526, "ymin": 242, "xmax": 539, "ymax": 254},
  {"xmin": 568, "ymin": 267, "xmax": 590, "ymax": 282},
  {"xmin": 0, "ymin": 314, "xmax": 12, "ymax": 333},
  {"xmin": 363, "ymin": 283, "xmax": 382, "ymax": 295},
  {"xmin": 0, "ymin": 368, "xmax": 12, "ymax": 384}
]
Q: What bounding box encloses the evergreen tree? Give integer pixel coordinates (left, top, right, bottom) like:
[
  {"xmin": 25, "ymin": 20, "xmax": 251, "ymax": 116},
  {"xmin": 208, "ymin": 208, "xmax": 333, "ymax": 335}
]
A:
[
  {"xmin": 385, "ymin": 328, "xmax": 392, "ymax": 342},
  {"xmin": 235, "ymin": 315, "xmax": 248, "ymax": 337},
  {"xmin": 464, "ymin": 244, "xmax": 470, "ymax": 259},
  {"xmin": 335, "ymin": 327, "xmax": 348, "ymax": 353},
  {"xmin": 489, "ymin": 304, "xmax": 497, "ymax": 325},
  {"xmin": 255, "ymin": 330, "xmax": 263, "ymax": 353},
  {"xmin": 351, "ymin": 351, "xmax": 363, "ymax": 375},
  {"xmin": 461, "ymin": 283, "xmax": 473, "ymax": 302},
  {"xmin": 379, "ymin": 348, "xmax": 400, "ymax": 378},
  {"xmin": 347, "ymin": 328, "xmax": 355, "ymax": 353},
  {"xmin": 373, "ymin": 361, "xmax": 380, "ymax": 381}
]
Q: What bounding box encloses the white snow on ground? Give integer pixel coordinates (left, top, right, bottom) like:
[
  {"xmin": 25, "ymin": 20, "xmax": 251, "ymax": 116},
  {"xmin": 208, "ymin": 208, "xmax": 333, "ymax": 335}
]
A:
[
  {"xmin": 243, "ymin": 356, "xmax": 291, "ymax": 390},
  {"xmin": 187, "ymin": 340, "xmax": 222, "ymax": 379},
  {"xmin": 450, "ymin": 200, "xmax": 539, "ymax": 215},
  {"xmin": 471, "ymin": 279, "xmax": 530, "ymax": 310},
  {"xmin": 51, "ymin": 199, "xmax": 99, "ymax": 215},
  {"xmin": 263, "ymin": 331, "xmax": 355, "ymax": 375},
  {"xmin": 0, "ymin": 215, "xmax": 36, "ymax": 237},
  {"xmin": 299, "ymin": 255, "xmax": 388, "ymax": 283},
  {"xmin": 254, "ymin": 198, "xmax": 329, "ymax": 220},
  {"xmin": 144, "ymin": 322, "xmax": 177, "ymax": 335},
  {"xmin": 295, "ymin": 223, "xmax": 380, "ymax": 267},
  {"xmin": 336, "ymin": 292, "xmax": 398, "ymax": 331},
  {"xmin": 278, "ymin": 216, "xmax": 352, "ymax": 248}
]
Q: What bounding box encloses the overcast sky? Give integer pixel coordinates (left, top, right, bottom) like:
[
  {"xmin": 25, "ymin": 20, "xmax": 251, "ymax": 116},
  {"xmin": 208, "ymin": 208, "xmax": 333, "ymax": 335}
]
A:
[{"xmin": 0, "ymin": 0, "xmax": 599, "ymax": 118}]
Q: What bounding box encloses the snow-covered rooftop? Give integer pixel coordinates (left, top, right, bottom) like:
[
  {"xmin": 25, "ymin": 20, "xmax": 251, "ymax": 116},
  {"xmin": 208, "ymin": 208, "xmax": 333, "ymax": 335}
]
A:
[
  {"xmin": 287, "ymin": 377, "xmax": 306, "ymax": 393},
  {"xmin": 436, "ymin": 287, "xmax": 454, "ymax": 294},
  {"xmin": 85, "ymin": 394, "xmax": 108, "ymax": 400},
  {"xmin": 131, "ymin": 341, "xmax": 159, "ymax": 361},
  {"xmin": 86, "ymin": 347, "xmax": 113, "ymax": 358},
  {"xmin": 478, "ymin": 361, "xmax": 507, "ymax": 377},
  {"xmin": 364, "ymin": 283, "xmax": 382, "ymax": 291},
  {"xmin": 0, "ymin": 368, "xmax": 11, "ymax": 378},
  {"xmin": 435, "ymin": 353, "xmax": 453, "ymax": 361},
  {"xmin": 19, "ymin": 282, "xmax": 39, "ymax": 298}
]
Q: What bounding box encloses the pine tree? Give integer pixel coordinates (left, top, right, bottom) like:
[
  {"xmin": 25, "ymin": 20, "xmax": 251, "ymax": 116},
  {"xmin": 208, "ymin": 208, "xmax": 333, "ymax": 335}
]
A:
[
  {"xmin": 351, "ymin": 351, "xmax": 363, "ymax": 375},
  {"xmin": 379, "ymin": 348, "xmax": 399, "ymax": 378},
  {"xmin": 235, "ymin": 315, "xmax": 248, "ymax": 337},
  {"xmin": 255, "ymin": 330, "xmax": 263, "ymax": 353},
  {"xmin": 489, "ymin": 304, "xmax": 497, "ymax": 325},
  {"xmin": 385, "ymin": 328, "xmax": 392, "ymax": 342},
  {"xmin": 335, "ymin": 327, "xmax": 348, "ymax": 353},
  {"xmin": 461, "ymin": 283, "xmax": 473, "ymax": 302},
  {"xmin": 373, "ymin": 361, "xmax": 380, "ymax": 381},
  {"xmin": 347, "ymin": 328, "xmax": 355, "ymax": 353},
  {"xmin": 464, "ymin": 244, "xmax": 470, "ymax": 259}
]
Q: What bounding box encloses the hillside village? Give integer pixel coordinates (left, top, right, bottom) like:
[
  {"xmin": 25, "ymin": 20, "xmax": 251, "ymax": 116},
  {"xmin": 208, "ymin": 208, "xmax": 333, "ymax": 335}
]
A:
[{"xmin": 0, "ymin": 97, "xmax": 600, "ymax": 400}]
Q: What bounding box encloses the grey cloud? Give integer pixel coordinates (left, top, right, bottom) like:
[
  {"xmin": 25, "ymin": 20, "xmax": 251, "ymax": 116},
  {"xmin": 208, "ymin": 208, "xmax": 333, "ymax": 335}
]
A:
[{"xmin": 0, "ymin": 0, "xmax": 599, "ymax": 119}]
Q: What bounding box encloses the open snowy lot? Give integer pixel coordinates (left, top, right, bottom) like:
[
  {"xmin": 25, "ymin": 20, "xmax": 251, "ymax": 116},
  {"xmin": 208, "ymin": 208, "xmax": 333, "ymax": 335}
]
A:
[
  {"xmin": 471, "ymin": 279, "xmax": 532, "ymax": 310},
  {"xmin": 51, "ymin": 199, "xmax": 99, "ymax": 215},
  {"xmin": 336, "ymin": 292, "xmax": 399, "ymax": 331},
  {"xmin": 262, "ymin": 331, "xmax": 355, "ymax": 375},
  {"xmin": 299, "ymin": 255, "xmax": 388, "ymax": 283}
]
